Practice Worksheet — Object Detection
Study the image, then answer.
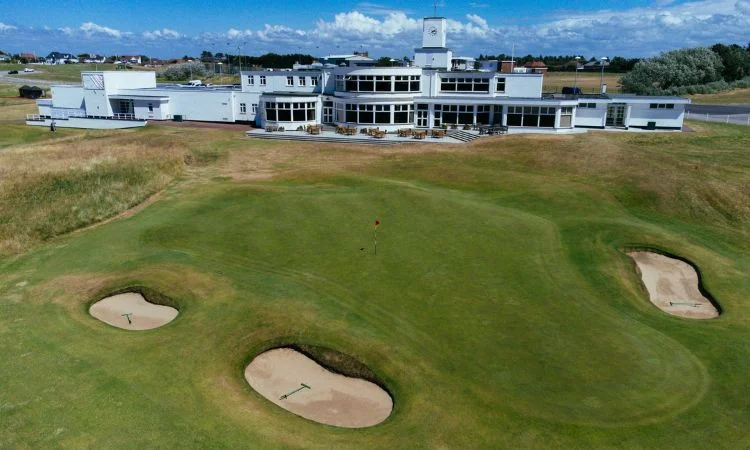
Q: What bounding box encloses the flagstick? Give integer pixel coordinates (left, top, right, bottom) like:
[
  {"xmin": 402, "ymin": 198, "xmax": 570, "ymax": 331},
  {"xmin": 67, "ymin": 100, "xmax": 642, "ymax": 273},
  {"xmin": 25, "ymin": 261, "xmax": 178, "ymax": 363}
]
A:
[{"xmin": 374, "ymin": 227, "xmax": 377, "ymax": 255}]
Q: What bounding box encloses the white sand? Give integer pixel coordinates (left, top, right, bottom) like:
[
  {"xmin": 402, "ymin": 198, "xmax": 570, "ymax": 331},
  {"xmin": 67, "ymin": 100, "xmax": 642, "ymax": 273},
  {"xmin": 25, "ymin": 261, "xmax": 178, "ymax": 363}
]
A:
[
  {"xmin": 245, "ymin": 348, "xmax": 393, "ymax": 428},
  {"xmin": 628, "ymin": 251, "xmax": 718, "ymax": 319},
  {"xmin": 89, "ymin": 292, "xmax": 178, "ymax": 330}
]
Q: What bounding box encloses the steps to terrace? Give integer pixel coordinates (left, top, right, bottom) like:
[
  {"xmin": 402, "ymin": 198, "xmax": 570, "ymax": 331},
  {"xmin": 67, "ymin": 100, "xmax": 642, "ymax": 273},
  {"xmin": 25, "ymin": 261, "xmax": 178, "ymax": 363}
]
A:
[{"xmin": 446, "ymin": 129, "xmax": 482, "ymax": 142}]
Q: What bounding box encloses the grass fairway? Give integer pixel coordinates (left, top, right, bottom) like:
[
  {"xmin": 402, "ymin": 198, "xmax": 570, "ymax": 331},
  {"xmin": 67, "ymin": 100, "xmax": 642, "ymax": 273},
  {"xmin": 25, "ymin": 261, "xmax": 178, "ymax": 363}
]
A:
[{"xmin": 1, "ymin": 121, "xmax": 750, "ymax": 447}]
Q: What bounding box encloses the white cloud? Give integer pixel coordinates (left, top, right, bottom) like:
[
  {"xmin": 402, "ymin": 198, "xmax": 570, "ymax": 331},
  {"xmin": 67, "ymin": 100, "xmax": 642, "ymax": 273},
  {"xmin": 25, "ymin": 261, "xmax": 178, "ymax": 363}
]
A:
[
  {"xmin": 355, "ymin": 2, "xmax": 411, "ymax": 16},
  {"xmin": 0, "ymin": 1, "xmax": 748, "ymax": 58},
  {"xmin": 79, "ymin": 22, "xmax": 131, "ymax": 39},
  {"xmin": 142, "ymin": 28, "xmax": 182, "ymax": 40},
  {"xmin": 466, "ymin": 14, "xmax": 489, "ymax": 30}
]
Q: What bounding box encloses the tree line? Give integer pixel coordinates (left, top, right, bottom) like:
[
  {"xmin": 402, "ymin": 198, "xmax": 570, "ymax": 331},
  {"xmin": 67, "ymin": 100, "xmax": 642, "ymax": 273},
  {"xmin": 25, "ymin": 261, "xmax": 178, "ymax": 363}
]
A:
[
  {"xmin": 621, "ymin": 43, "xmax": 750, "ymax": 95},
  {"xmin": 199, "ymin": 51, "xmax": 315, "ymax": 69}
]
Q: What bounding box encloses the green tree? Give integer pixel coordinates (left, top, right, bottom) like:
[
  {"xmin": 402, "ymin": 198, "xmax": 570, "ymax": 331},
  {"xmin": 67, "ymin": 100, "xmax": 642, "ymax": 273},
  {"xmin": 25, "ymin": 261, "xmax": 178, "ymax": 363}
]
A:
[
  {"xmin": 621, "ymin": 47, "xmax": 724, "ymax": 94},
  {"xmin": 711, "ymin": 43, "xmax": 750, "ymax": 81}
]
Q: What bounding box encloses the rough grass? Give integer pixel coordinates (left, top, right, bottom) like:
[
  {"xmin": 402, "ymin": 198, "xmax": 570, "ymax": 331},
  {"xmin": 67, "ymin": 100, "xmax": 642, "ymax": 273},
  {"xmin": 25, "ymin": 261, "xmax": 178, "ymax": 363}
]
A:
[
  {"xmin": 0, "ymin": 127, "xmax": 187, "ymax": 254},
  {"xmin": 543, "ymin": 71, "xmax": 622, "ymax": 94},
  {"xmin": 691, "ymin": 87, "xmax": 750, "ymax": 104},
  {"xmin": 0, "ymin": 120, "xmax": 749, "ymax": 448},
  {"xmin": 2, "ymin": 63, "xmax": 156, "ymax": 82}
]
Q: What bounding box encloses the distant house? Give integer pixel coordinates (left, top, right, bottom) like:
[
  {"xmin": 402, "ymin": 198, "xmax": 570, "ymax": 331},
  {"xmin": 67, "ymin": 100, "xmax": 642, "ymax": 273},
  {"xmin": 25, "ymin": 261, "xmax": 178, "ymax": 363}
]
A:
[
  {"xmin": 524, "ymin": 61, "xmax": 548, "ymax": 74},
  {"xmin": 583, "ymin": 60, "xmax": 610, "ymax": 70},
  {"xmin": 84, "ymin": 54, "xmax": 106, "ymax": 63},
  {"xmin": 20, "ymin": 52, "xmax": 36, "ymax": 61},
  {"xmin": 0, "ymin": 54, "xmax": 9, "ymax": 62},
  {"xmin": 46, "ymin": 52, "xmax": 78, "ymax": 64},
  {"xmin": 120, "ymin": 55, "xmax": 142, "ymax": 65}
]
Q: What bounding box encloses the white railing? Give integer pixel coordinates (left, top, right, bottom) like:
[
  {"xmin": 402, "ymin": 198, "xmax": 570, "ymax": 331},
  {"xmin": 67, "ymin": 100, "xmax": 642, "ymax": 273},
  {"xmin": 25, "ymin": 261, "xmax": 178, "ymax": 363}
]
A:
[
  {"xmin": 26, "ymin": 114, "xmax": 47, "ymax": 121},
  {"xmin": 685, "ymin": 111, "xmax": 750, "ymax": 126},
  {"xmin": 112, "ymin": 113, "xmax": 136, "ymax": 120}
]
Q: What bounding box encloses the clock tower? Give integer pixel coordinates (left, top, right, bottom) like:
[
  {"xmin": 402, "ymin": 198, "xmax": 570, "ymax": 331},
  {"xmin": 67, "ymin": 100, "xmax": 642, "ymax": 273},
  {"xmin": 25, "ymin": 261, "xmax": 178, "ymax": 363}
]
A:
[
  {"xmin": 422, "ymin": 17, "xmax": 447, "ymax": 48},
  {"xmin": 414, "ymin": 17, "xmax": 452, "ymax": 70}
]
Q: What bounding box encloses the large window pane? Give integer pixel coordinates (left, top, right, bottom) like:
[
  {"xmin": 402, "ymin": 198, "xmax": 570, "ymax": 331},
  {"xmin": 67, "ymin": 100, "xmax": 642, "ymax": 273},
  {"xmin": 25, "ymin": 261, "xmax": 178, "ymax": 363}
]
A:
[{"xmin": 507, "ymin": 114, "xmax": 522, "ymax": 126}]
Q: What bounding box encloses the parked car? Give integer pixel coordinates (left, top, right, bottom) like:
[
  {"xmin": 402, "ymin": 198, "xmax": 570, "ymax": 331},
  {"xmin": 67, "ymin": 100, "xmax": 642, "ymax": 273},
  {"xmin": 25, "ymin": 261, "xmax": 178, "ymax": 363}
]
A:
[
  {"xmin": 23, "ymin": 67, "xmax": 35, "ymax": 72},
  {"xmin": 8, "ymin": 70, "xmax": 18, "ymax": 74}
]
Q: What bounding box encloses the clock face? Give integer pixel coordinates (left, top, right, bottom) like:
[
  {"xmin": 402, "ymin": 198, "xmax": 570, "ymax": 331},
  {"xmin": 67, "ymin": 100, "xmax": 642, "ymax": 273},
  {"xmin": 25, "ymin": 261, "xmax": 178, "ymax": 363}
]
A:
[{"xmin": 428, "ymin": 26, "xmax": 438, "ymax": 36}]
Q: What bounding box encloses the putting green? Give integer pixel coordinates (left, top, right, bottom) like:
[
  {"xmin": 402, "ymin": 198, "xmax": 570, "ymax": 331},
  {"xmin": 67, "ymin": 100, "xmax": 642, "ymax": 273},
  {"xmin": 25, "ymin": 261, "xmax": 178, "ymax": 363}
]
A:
[{"xmin": 1, "ymin": 168, "xmax": 748, "ymax": 448}]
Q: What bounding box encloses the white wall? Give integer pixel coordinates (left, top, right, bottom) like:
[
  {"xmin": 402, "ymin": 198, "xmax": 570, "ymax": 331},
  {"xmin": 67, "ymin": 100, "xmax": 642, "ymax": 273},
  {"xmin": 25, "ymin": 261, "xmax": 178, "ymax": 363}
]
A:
[
  {"xmin": 242, "ymin": 71, "xmax": 321, "ymax": 95},
  {"xmin": 628, "ymin": 103, "xmax": 685, "ymax": 128},
  {"xmin": 573, "ymin": 105, "xmax": 606, "ymax": 127},
  {"xmin": 132, "ymin": 99, "xmax": 169, "ymax": 120},
  {"xmin": 159, "ymin": 90, "xmax": 236, "ymax": 122},
  {"xmin": 234, "ymin": 92, "xmax": 261, "ymax": 122},
  {"xmin": 501, "ymin": 75, "xmax": 543, "ymax": 98},
  {"xmin": 51, "ymin": 86, "xmax": 84, "ymax": 109}
]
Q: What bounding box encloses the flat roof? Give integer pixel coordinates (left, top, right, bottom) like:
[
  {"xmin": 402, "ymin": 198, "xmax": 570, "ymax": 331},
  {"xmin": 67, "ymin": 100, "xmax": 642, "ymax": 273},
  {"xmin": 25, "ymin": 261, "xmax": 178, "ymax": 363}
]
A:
[{"xmin": 260, "ymin": 91, "xmax": 320, "ymax": 97}]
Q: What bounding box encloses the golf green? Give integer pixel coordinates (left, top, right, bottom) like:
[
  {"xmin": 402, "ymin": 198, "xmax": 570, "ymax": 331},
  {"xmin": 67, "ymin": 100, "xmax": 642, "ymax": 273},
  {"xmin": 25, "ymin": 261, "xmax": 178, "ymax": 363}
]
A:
[{"xmin": 1, "ymin": 140, "xmax": 749, "ymax": 448}]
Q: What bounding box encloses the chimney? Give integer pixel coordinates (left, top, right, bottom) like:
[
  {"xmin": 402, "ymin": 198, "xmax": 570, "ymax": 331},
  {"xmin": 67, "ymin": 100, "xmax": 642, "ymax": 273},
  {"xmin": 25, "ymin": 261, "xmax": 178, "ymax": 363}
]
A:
[{"xmin": 500, "ymin": 60, "xmax": 515, "ymax": 73}]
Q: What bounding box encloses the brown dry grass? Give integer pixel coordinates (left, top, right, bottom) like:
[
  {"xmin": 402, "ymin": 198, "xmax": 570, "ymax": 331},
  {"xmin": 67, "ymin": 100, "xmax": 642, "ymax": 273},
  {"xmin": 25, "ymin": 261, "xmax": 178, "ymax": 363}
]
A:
[{"xmin": 543, "ymin": 72, "xmax": 623, "ymax": 94}]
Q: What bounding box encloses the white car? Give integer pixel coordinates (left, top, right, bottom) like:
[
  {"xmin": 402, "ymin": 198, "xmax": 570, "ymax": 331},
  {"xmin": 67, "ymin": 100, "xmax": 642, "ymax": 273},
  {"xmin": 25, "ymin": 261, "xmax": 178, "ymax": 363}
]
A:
[{"xmin": 23, "ymin": 67, "xmax": 35, "ymax": 72}]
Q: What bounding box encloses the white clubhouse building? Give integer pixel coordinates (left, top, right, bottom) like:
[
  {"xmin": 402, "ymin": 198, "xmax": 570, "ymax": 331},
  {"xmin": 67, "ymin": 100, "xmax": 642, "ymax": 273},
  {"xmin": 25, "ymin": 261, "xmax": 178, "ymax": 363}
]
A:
[{"xmin": 29, "ymin": 17, "xmax": 689, "ymax": 133}]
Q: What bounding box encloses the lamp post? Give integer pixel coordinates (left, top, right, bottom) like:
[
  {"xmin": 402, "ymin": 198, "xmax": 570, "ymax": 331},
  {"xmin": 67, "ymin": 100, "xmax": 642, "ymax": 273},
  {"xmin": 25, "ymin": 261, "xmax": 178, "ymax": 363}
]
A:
[
  {"xmin": 599, "ymin": 56, "xmax": 609, "ymax": 93},
  {"xmin": 573, "ymin": 56, "xmax": 581, "ymax": 93}
]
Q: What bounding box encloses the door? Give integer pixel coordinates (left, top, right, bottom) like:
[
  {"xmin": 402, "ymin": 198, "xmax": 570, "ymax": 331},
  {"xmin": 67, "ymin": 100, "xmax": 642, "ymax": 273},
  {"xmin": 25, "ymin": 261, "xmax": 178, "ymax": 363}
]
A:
[
  {"xmin": 416, "ymin": 110, "xmax": 428, "ymax": 127},
  {"xmin": 323, "ymin": 106, "xmax": 333, "ymax": 124},
  {"xmin": 118, "ymin": 100, "xmax": 134, "ymax": 115},
  {"xmin": 606, "ymin": 104, "xmax": 625, "ymax": 127}
]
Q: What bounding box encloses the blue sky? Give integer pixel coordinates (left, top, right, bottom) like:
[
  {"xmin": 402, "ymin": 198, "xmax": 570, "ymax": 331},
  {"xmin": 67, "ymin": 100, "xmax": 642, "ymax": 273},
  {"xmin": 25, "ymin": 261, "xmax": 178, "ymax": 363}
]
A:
[{"xmin": 1, "ymin": 1, "xmax": 748, "ymax": 58}]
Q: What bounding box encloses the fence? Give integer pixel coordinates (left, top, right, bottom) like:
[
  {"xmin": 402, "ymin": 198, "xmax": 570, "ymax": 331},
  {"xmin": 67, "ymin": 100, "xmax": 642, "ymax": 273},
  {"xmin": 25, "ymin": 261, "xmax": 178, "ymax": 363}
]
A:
[{"xmin": 685, "ymin": 111, "xmax": 750, "ymax": 126}]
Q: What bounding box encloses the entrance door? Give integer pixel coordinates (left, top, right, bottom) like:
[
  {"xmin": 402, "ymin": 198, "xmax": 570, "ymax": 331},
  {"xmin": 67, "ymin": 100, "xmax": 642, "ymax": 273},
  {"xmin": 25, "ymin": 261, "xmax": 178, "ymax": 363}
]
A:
[
  {"xmin": 323, "ymin": 106, "xmax": 333, "ymax": 123},
  {"xmin": 606, "ymin": 104, "xmax": 626, "ymax": 127},
  {"xmin": 118, "ymin": 100, "xmax": 134, "ymax": 115},
  {"xmin": 416, "ymin": 110, "xmax": 428, "ymax": 127}
]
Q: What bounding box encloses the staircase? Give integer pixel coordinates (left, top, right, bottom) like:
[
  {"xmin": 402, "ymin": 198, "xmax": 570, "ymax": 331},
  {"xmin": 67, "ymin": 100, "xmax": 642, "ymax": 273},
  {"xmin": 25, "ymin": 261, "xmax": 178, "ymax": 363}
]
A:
[{"xmin": 446, "ymin": 129, "xmax": 482, "ymax": 143}]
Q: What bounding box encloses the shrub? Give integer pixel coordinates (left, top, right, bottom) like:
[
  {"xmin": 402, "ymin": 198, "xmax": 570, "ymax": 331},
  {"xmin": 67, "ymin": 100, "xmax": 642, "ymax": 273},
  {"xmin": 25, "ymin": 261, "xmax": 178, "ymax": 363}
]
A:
[{"xmin": 157, "ymin": 62, "xmax": 210, "ymax": 81}]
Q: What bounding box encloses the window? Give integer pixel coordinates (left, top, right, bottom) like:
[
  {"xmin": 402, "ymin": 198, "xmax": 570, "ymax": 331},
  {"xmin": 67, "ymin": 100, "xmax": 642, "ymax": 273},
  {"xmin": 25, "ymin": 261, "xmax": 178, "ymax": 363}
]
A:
[
  {"xmin": 476, "ymin": 105, "xmax": 490, "ymax": 125},
  {"xmin": 506, "ymin": 106, "xmax": 560, "ymax": 128},
  {"xmin": 496, "ymin": 77, "xmax": 506, "ymax": 93},
  {"xmin": 248, "ymin": 75, "xmax": 254, "ymax": 86},
  {"xmin": 375, "ymin": 75, "xmax": 391, "ymax": 92},
  {"xmin": 311, "ymin": 76, "xmax": 318, "ymax": 86},
  {"xmin": 264, "ymin": 101, "xmax": 316, "ymax": 122},
  {"xmin": 579, "ymin": 103, "xmax": 596, "ymax": 108},
  {"xmin": 440, "ymin": 77, "xmax": 490, "ymax": 92},
  {"xmin": 439, "ymin": 104, "xmax": 474, "ymax": 124},
  {"xmin": 560, "ymin": 106, "xmax": 573, "ymax": 128},
  {"xmin": 148, "ymin": 103, "xmax": 153, "ymax": 112},
  {"xmin": 338, "ymin": 75, "xmax": 420, "ymax": 93},
  {"xmin": 286, "ymin": 76, "xmax": 293, "ymax": 86},
  {"xmin": 259, "ymin": 75, "xmax": 266, "ymax": 86},
  {"xmin": 240, "ymin": 103, "xmax": 247, "ymax": 114},
  {"xmin": 650, "ymin": 103, "xmax": 674, "ymax": 109},
  {"xmin": 251, "ymin": 104, "xmax": 257, "ymax": 114},
  {"xmin": 394, "ymin": 104, "xmax": 413, "ymax": 124},
  {"xmin": 298, "ymin": 76, "xmax": 306, "ymax": 86}
]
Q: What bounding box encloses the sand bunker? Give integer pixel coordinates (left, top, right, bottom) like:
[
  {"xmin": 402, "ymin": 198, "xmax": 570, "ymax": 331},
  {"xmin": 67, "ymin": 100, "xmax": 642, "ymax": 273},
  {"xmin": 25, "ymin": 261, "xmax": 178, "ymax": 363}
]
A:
[
  {"xmin": 628, "ymin": 251, "xmax": 718, "ymax": 319},
  {"xmin": 244, "ymin": 348, "xmax": 393, "ymax": 428},
  {"xmin": 89, "ymin": 292, "xmax": 178, "ymax": 330}
]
